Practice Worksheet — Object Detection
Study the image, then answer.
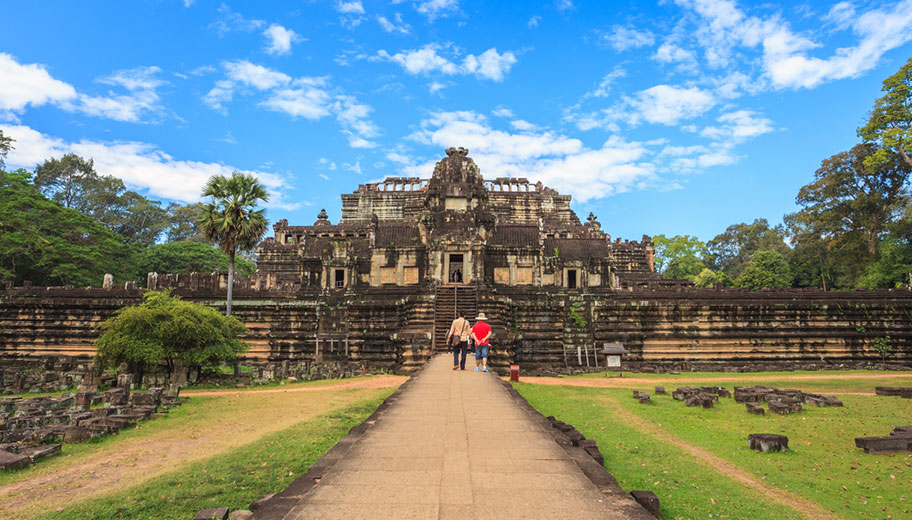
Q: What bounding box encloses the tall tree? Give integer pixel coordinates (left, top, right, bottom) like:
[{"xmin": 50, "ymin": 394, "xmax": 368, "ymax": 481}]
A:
[
  {"xmin": 706, "ymin": 219, "xmax": 790, "ymax": 279},
  {"xmin": 734, "ymin": 250, "xmax": 793, "ymax": 290},
  {"xmin": 652, "ymin": 234, "xmax": 708, "ymax": 281},
  {"xmin": 0, "ymin": 169, "xmax": 138, "ymax": 286},
  {"xmin": 165, "ymin": 202, "xmax": 207, "ymax": 242},
  {"xmin": 33, "ymin": 153, "xmax": 97, "ymax": 210},
  {"xmin": 0, "ymin": 129, "xmax": 13, "ymax": 170},
  {"xmin": 790, "ymin": 144, "xmax": 910, "ymax": 275},
  {"xmin": 200, "ymin": 172, "xmax": 269, "ymax": 316},
  {"xmin": 859, "ymin": 56, "xmax": 912, "ymax": 168}
]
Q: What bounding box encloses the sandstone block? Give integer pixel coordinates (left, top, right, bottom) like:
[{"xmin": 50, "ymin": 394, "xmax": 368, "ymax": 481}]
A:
[
  {"xmin": 748, "ymin": 433, "xmax": 788, "ymax": 453},
  {"xmin": 194, "ymin": 508, "xmax": 229, "ymax": 520},
  {"xmin": 630, "ymin": 490, "xmax": 661, "ymax": 518}
]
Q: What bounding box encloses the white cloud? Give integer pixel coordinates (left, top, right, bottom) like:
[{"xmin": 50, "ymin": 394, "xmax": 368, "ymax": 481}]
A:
[
  {"xmin": 0, "ymin": 53, "xmax": 77, "ymax": 114},
  {"xmin": 375, "ymin": 44, "xmax": 518, "ymax": 82},
  {"xmin": 209, "ymin": 4, "xmax": 265, "ymax": 36},
  {"xmin": 674, "ymin": 0, "xmax": 912, "ymax": 90},
  {"xmin": 344, "ymin": 160, "xmax": 363, "ymax": 174},
  {"xmin": 1, "ymin": 123, "xmax": 300, "ymax": 210},
  {"xmin": 224, "ymin": 60, "xmax": 291, "ymax": 90},
  {"xmin": 627, "ymin": 85, "xmax": 716, "ymax": 126},
  {"xmin": 415, "ymin": 0, "xmax": 459, "ymax": 21},
  {"xmin": 261, "ymin": 78, "xmax": 332, "ymax": 119},
  {"xmin": 587, "ymin": 66, "xmax": 626, "ymax": 98},
  {"xmin": 700, "ymin": 109, "xmax": 773, "ymax": 142},
  {"xmin": 378, "ymin": 13, "xmax": 410, "ymax": 35},
  {"xmin": 653, "ymin": 43, "xmax": 699, "ymax": 72},
  {"xmin": 555, "ymin": 0, "xmax": 574, "ymax": 11},
  {"xmin": 405, "ymin": 111, "xmax": 657, "ymax": 201},
  {"xmin": 319, "ymin": 173, "xmax": 330, "ymax": 180},
  {"xmin": 492, "ymin": 106, "xmax": 514, "ymax": 118},
  {"xmin": 216, "ymin": 131, "xmax": 238, "ymax": 144},
  {"xmin": 428, "ymin": 81, "xmax": 448, "ymax": 94},
  {"xmin": 528, "ymin": 16, "xmax": 541, "ymax": 28},
  {"xmin": 263, "ymin": 24, "xmax": 303, "ymax": 55},
  {"xmin": 204, "ymin": 61, "xmax": 378, "ymax": 148},
  {"xmin": 336, "ymin": 1, "xmax": 365, "ymax": 15},
  {"xmin": 510, "ymin": 120, "xmax": 541, "ymax": 132},
  {"xmin": 600, "ymin": 26, "xmax": 655, "ymax": 52}
]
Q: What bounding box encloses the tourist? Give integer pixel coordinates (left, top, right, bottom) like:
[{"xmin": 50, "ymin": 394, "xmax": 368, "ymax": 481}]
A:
[
  {"xmin": 446, "ymin": 310, "xmax": 471, "ymax": 370},
  {"xmin": 472, "ymin": 312, "xmax": 491, "ymax": 372}
]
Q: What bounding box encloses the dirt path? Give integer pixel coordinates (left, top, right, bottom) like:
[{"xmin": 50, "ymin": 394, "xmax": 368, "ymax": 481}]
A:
[
  {"xmin": 0, "ymin": 377, "xmax": 404, "ymax": 520},
  {"xmin": 519, "ymin": 372, "xmax": 912, "ymax": 389},
  {"xmin": 597, "ymin": 395, "xmax": 839, "ymax": 520},
  {"xmin": 181, "ymin": 375, "xmax": 407, "ymax": 396}
]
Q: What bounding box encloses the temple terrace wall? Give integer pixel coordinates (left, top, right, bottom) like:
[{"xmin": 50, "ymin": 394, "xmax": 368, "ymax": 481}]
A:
[{"xmin": 1, "ymin": 285, "xmax": 911, "ymax": 380}]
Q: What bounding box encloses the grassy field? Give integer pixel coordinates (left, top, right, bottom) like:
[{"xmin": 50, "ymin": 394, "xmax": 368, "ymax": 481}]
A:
[
  {"xmin": 0, "ymin": 376, "xmax": 401, "ymax": 519},
  {"xmin": 515, "ymin": 372, "xmax": 912, "ymax": 520}
]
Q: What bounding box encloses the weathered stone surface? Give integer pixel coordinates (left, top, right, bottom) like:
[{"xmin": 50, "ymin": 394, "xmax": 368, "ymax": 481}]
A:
[
  {"xmin": 228, "ymin": 511, "xmax": 253, "ymax": 520},
  {"xmin": 654, "ymin": 386, "xmax": 666, "ymax": 394},
  {"xmin": 62, "ymin": 425, "xmax": 92, "ymax": 443},
  {"xmin": 0, "ymin": 450, "xmax": 29, "ymax": 470},
  {"xmin": 249, "ymin": 494, "xmax": 275, "ymax": 511},
  {"xmin": 194, "ymin": 507, "xmax": 229, "ymax": 520},
  {"xmin": 855, "ymin": 426, "xmax": 912, "ymax": 453},
  {"xmin": 638, "ymin": 393, "xmax": 651, "ymax": 404},
  {"xmin": 748, "ymin": 434, "xmax": 788, "ymax": 453},
  {"xmin": 746, "ymin": 402, "xmax": 765, "ymax": 415},
  {"xmin": 630, "ymin": 490, "xmax": 661, "ymax": 518}
]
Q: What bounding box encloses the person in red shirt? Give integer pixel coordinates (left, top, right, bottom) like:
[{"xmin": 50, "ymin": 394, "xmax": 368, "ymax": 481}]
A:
[{"xmin": 471, "ymin": 312, "xmax": 492, "ymax": 372}]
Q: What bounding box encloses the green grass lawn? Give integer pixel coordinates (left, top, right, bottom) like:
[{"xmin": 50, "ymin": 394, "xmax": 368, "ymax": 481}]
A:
[
  {"xmin": 515, "ymin": 379, "xmax": 912, "ymax": 520},
  {"xmin": 32, "ymin": 389, "xmax": 393, "ymax": 520}
]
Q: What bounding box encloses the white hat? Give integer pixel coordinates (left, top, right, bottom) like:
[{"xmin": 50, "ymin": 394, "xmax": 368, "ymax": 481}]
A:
[{"xmin": 475, "ymin": 312, "xmax": 488, "ymax": 321}]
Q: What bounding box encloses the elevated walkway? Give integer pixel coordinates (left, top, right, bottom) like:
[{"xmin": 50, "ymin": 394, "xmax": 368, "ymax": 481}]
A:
[{"xmin": 257, "ymin": 355, "xmax": 654, "ymax": 519}]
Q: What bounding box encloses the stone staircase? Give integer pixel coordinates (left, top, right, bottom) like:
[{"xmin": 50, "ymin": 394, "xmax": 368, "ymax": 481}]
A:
[{"xmin": 433, "ymin": 285, "xmax": 478, "ymax": 351}]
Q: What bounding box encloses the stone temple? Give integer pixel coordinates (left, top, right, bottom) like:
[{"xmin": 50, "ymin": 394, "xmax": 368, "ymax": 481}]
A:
[
  {"xmin": 1, "ymin": 148, "xmax": 911, "ymax": 382},
  {"xmin": 254, "ymin": 147, "xmax": 662, "ymax": 294}
]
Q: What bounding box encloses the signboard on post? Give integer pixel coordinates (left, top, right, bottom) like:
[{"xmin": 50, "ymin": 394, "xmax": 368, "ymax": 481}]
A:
[{"xmin": 600, "ymin": 342, "xmax": 628, "ymax": 377}]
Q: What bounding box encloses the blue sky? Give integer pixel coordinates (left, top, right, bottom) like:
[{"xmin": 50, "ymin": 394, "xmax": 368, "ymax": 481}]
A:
[{"xmin": 2, "ymin": 0, "xmax": 911, "ymax": 242}]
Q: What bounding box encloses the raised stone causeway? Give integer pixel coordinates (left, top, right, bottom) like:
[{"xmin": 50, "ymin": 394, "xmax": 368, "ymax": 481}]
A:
[{"xmin": 248, "ymin": 355, "xmax": 655, "ymax": 519}]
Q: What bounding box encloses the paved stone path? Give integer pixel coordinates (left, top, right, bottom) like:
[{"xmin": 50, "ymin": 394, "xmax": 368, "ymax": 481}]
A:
[{"xmin": 272, "ymin": 355, "xmax": 653, "ymax": 519}]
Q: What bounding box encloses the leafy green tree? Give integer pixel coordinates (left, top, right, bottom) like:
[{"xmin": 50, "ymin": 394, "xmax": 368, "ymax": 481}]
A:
[
  {"xmin": 166, "ymin": 202, "xmax": 207, "ymax": 242},
  {"xmin": 0, "ymin": 129, "xmax": 13, "ymax": 170},
  {"xmin": 859, "ymin": 57, "xmax": 912, "ymax": 168},
  {"xmin": 139, "ymin": 241, "xmax": 255, "ymax": 279},
  {"xmin": 95, "ymin": 290, "xmax": 248, "ymax": 383},
  {"xmin": 872, "ymin": 336, "xmax": 893, "ymax": 370},
  {"xmin": 693, "ymin": 268, "xmax": 731, "ymax": 288},
  {"xmin": 34, "ymin": 154, "xmax": 170, "ymax": 246},
  {"xmin": 200, "ymin": 172, "xmax": 269, "ymax": 316},
  {"xmin": 33, "ymin": 153, "xmax": 98, "ymax": 210},
  {"xmin": 734, "ymin": 250, "xmax": 793, "ymax": 290},
  {"xmin": 0, "ymin": 169, "xmax": 138, "ymax": 286},
  {"xmin": 652, "ymin": 234, "xmax": 708, "ymax": 281},
  {"xmin": 706, "ymin": 219, "xmax": 790, "ymax": 279}
]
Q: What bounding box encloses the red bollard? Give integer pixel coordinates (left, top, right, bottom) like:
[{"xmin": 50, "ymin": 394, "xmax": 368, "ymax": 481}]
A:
[{"xmin": 509, "ymin": 365, "xmax": 520, "ymax": 382}]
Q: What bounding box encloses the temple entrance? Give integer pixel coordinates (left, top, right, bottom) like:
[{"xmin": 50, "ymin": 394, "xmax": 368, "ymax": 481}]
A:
[
  {"xmin": 567, "ymin": 269, "xmax": 577, "ymax": 289},
  {"xmin": 448, "ymin": 254, "xmax": 464, "ymax": 284}
]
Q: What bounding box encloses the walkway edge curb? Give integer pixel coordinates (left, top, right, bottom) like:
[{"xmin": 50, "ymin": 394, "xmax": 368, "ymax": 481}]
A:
[
  {"xmin": 252, "ymin": 365, "xmax": 427, "ymax": 520},
  {"xmin": 497, "ymin": 379, "xmax": 657, "ymax": 519}
]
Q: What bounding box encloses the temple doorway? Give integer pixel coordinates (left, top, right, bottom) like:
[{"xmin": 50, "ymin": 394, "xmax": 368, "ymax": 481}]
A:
[{"xmin": 448, "ymin": 254, "xmax": 464, "ymax": 284}]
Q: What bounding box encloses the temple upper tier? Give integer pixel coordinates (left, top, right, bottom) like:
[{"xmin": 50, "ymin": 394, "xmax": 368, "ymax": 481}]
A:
[{"xmin": 252, "ymin": 147, "xmax": 659, "ymax": 291}]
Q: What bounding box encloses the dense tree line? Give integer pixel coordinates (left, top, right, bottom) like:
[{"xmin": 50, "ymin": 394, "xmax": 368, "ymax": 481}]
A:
[
  {"xmin": 654, "ymin": 57, "xmax": 912, "ymax": 291},
  {"xmin": 0, "ymin": 135, "xmax": 255, "ymax": 287}
]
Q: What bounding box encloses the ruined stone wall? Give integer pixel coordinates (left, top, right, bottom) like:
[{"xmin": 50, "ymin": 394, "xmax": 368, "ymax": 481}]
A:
[{"xmin": 489, "ymin": 287, "xmax": 912, "ymax": 373}]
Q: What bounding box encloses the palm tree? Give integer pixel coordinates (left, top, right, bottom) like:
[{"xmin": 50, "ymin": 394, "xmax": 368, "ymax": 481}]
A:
[{"xmin": 199, "ymin": 172, "xmax": 269, "ymax": 316}]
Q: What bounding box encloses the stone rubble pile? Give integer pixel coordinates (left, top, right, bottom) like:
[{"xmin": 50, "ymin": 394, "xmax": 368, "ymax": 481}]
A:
[
  {"xmin": 0, "ymin": 376, "xmax": 184, "ymax": 470},
  {"xmin": 671, "ymin": 386, "xmax": 729, "ymax": 408},
  {"xmin": 855, "ymin": 425, "xmax": 912, "ymax": 453},
  {"xmin": 733, "ymin": 385, "xmax": 843, "ymax": 415}
]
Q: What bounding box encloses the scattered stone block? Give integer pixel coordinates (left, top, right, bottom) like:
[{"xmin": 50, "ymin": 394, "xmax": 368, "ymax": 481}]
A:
[
  {"xmin": 0, "ymin": 450, "xmax": 30, "ymax": 470},
  {"xmin": 630, "ymin": 490, "xmax": 661, "ymax": 518},
  {"xmin": 637, "ymin": 393, "xmax": 651, "ymax": 404},
  {"xmin": 583, "ymin": 445, "xmax": 604, "ymax": 466},
  {"xmin": 62, "ymin": 425, "xmax": 92, "ymax": 443},
  {"xmin": 685, "ymin": 394, "xmax": 715, "ymax": 408},
  {"xmin": 654, "ymin": 386, "xmax": 666, "ymax": 395},
  {"xmin": 875, "ymin": 386, "xmax": 907, "ymax": 396},
  {"xmin": 194, "ymin": 508, "xmax": 229, "ymax": 520},
  {"xmin": 748, "ymin": 434, "xmax": 789, "ymax": 453},
  {"xmin": 855, "ymin": 425, "xmax": 912, "ymax": 453},
  {"xmin": 565, "ymin": 429, "xmax": 585, "ymax": 446},
  {"xmin": 228, "ymin": 511, "xmax": 254, "ymax": 520},
  {"xmin": 746, "ymin": 403, "xmax": 765, "ymax": 415},
  {"xmin": 632, "ymin": 390, "xmax": 639, "ymax": 398}
]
